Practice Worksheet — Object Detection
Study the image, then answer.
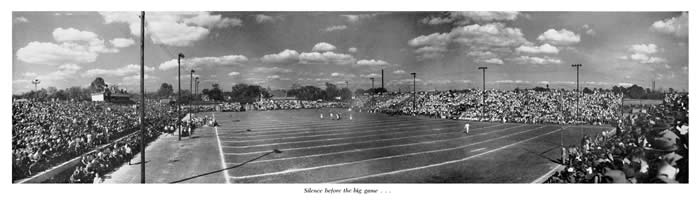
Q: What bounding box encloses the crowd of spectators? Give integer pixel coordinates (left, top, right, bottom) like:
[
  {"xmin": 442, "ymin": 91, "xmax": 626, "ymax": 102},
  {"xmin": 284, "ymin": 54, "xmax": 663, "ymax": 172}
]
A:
[
  {"xmin": 545, "ymin": 93, "xmax": 688, "ymax": 183},
  {"xmin": 248, "ymin": 100, "xmax": 347, "ymax": 111},
  {"xmin": 12, "ymin": 100, "xmax": 179, "ymax": 181},
  {"xmin": 353, "ymin": 89, "xmax": 621, "ymax": 125},
  {"xmin": 68, "ymin": 113, "xmax": 214, "ymax": 183}
]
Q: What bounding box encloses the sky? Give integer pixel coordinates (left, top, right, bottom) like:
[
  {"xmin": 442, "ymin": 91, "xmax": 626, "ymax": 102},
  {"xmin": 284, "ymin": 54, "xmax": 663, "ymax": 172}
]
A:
[{"xmin": 11, "ymin": 11, "xmax": 689, "ymax": 94}]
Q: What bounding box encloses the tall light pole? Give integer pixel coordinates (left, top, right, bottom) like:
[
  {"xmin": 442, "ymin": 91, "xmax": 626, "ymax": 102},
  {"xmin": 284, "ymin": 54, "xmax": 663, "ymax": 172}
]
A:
[
  {"xmin": 571, "ymin": 64, "xmax": 582, "ymax": 124},
  {"xmin": 195, "ymin": 77, "xmax": 199, "ymax": 101},
  {"xmin": 190, "ymin": 69, "xmax": 195, "ymax": 133},
  {"xmin": 478, "ymin": 67, "xmax": 487, "ymax": 121},
  {"xmin": 31, "ymin": 79, "xmax": 40, "ymax": 91},
  {"xmin": 177, "ymin": 53, "xmax": 184, "ymax": 141},
  {"xmin": 139, "ymin": 11, "xmax": 146, "ymax": 184},
  {"xmin": 410, "ymin": 72, "xmax": 416, "ymax": 111}
]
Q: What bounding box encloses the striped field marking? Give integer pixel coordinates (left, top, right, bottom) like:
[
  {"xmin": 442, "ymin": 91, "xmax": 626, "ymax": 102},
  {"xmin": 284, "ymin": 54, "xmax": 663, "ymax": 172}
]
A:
[
  {"xmin": 218, "ymin": 119, "xmax": 461, "ymax": 138},
  {"xmin": 329, "ymin": 127, "xmax": 567, "ymax": 183},
  {"xmin": 228, "ymin": 126, "xmax": 550, "ymax": 180},
  {"xmin": 222, "ymin": 124, "xmax": 512, "ymax": 156},
  {"xmin": 220, "ymin": 122, "xmax": 500, "ymax": 148},
  {"xmin": 219, "ymin": 120, "xmax": 461, "ymax": 141},
  {"xmin": 225, "ymin": 124, "xmax": 520, "ymax": 164}
]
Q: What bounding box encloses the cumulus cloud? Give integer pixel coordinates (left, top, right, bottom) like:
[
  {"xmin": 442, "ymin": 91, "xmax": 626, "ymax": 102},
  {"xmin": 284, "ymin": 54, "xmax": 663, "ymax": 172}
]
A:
[
  {"xmin": 255, "ymin": 14, "xmax": 278, "ymax": 23},
  {"xmin": 515, "ymin": 43, "xmax": 559, "ymax": 54},
  {"xmin": 266, "ymin": 75, "xmax": 281, "ymax": 79},
  {"xmin": 480, "ymin": 58, "xmax": 504, "ymax": 64},
  {"xmin": 341, "ymin": 14, "xmax": 377, "ymax": 23},
  {"xmin": 14, "ymin": 16, "xmax": 29, "ymax": 23},
  {"xmin": 650, "ymin": 12, "xmax": 688, "ymax": 38},
  {"xmin": 312, "ymin": 42, "xmax": 337, "ymax": 52},
  {"xmin": 420, "ymin": 11, "xmax": 519, "ymax": 25},
  {"xmin": 299, "ymin": 51, "xmax": 355, "ymax": 65},
  {"xmin": 619, "ymin": 43, "xmax": 666, "ymax": 64},
  {"xmin": 109, "ymin": 38, "xmax": 135, "ymax": 48},
  {"xmin": 22, "ymin": 72, "xmax": 38, "ymax": 77},
  {"xmin": 53, "ymin": 27, "xmax": 99, "ymax": 42},
  {"xmin": 511, "ymin": 56, "xmax": 562, "ymax": 65},
  {"xmin": 252, "ymin": 67, "xmax": 293, "ymax": 73},
  {"xmin": 393, "ymin": 70, "xmax": 407, "ymax": 74},
  {"xmin": 582, "ymin": 24, "xmax": 596, "ymax": 36},
  {"xmin": 16, "ymin": 41, "xmax": 98, "ymax": 65},
  {"xmin": 35, "ymin": 64, "xmax": 83, "ymax": 82},
  {"xmin": 409, "ymin": 23, "xmax": 529, "ymax": 60},
  {"xmin": 360, "ymin": 73, "xmax": 381, "ymax": 78},
  {"xmin": 158, "ymin": 55, "xmax": 248, "ymax": 70},
  {"xmin": 228, "ymin": 71, "xmax": 240, "ymax": 76},
  {"xmin": 260, "ymin": 49, "xmax": 300, "ymax": 64},
  {"xmin": 356, "ymin": 59, "xmax": 389, "ymax": 67},
  {"xmin": 185, "ymin": 13, "xmax": 242, "ymax": 28},
  {"xmin": 494, "ymin": 79, "xmax": 530, "ymax": 84},
  {"xmin": 323, "ymin": 25, "xmax": 347, "ymax": 32},
  {"xmin": 348, "ymin": 47, "xmax": 358, "ymax": 53},
  {"xmin": 629, "ymin": 43, "xmax": 658, "ymax": 54},
  {"xmin": 408, "ymin": 32, "xmax": 451, "ymax": 60},
  {"xmin": 451, "ymin": 23, "xmax": 530, "ymax": 47},
  {"xmin": 537, "ymin": 29, "xmax": 581, "ymax": 45},
  {"xmin": 99, "ymin": 12, "xmax": 242, "ymax": 47},
  {"xmin": 83, "ymin": 64, "xmax": 155, "ymax": 77}
]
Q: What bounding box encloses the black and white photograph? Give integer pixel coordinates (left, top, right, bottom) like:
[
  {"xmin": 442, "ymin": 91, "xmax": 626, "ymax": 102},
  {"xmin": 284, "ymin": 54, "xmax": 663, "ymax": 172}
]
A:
[{"xmin": 4, "ymin": 0, "xmax": 698, "ymax": 199}]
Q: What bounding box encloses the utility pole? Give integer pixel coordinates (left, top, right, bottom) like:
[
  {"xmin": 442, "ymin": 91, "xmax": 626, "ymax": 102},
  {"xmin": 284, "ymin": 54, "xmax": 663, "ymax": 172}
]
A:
[
  {"xmin": 411, "ymin": 72, "xmax": 416, "ymax": 111},
  {"xmin": 478, "ymin": 67, "xmax": 487, "ymax": 121},
  {"xmin": 139, "ymin": 11, "xmax": 146, "ymax": 184},
  {"xmin": 177, "ymin": 53, "xmax": 184, "ymax": 141},
  {"xmin": 571, "ymin": 64, "xmax": 582, "ymax": 124}
]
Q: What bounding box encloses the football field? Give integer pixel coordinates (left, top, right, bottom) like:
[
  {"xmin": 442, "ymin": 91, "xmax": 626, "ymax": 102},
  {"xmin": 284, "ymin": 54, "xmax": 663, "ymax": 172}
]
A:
[{"xmin": 210, "ymin": 109, "xmax": 611, "ymax": 183}]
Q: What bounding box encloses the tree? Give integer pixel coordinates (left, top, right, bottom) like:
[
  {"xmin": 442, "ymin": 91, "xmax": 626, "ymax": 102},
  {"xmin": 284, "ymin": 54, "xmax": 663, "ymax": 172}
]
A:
[
  {"xmin": 208, "ymin": 83, "xmax": 224, "ymax": 101},
  {"xmin": 582, "ymin": 87, "xmax": 593, "ymax": 94},
  {"xmin": 324, "ymin": 82, "xmax": 339, "ymax": 100},
  {"xmin": 288, "ymin": 85, "xmax": 325, "ymax": 101},
  {"xmin": 229, "ymin": 83, "xmax": 270, "ymax": 103},
  {"xmin": 627, "ymin": 84, "xmax": 645, "ymax": 99},
  {"xmin": 354, "ymin": 88, "xmax": 366, "ymax": 96},
  {"xmin": 89, "ymin": 77, "xmax": 108, "ymax": 92},
  {"xmin": 156, "ymin": 83, "xmax": 174, "ymax": 98}
]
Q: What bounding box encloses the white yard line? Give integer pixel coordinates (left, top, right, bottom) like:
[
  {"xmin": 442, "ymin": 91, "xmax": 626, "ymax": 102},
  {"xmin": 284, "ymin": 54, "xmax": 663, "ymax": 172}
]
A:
[
  {"xmin": 228, "ymin": 126, "xmax": 548, "ymax": 180},
  {"xmin": 470, "ymin": 147, "xmax": 486, "ymax": 152},
  {"xmin": 330, "ymin": 127, "xmax": 567, "ymax": 183},
  {"xmin": 213, "ymin": 113, "xmax": 231, "ymax": 184},
  {"xmin": 222, "ymin": 124, "xmax": 514, "ymax": 156}
]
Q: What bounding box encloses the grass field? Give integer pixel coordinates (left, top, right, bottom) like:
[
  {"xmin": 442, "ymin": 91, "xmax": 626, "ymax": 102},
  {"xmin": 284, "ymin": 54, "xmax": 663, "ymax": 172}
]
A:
[{"xmin": 211, "ymin": 109, "xmax": 612, "ymax": 183}]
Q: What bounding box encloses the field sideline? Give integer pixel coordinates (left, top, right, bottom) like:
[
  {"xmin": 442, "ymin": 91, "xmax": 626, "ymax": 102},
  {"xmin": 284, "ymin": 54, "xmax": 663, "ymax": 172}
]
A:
[{"xmin": 211, "ymin": 109, "xmax": 611, "ymax": 183}]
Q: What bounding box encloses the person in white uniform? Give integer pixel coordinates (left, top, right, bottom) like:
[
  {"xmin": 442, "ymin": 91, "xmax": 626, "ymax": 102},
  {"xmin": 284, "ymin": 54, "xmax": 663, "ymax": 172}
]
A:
[{"xmin": 464, "ymin": 123, "xmax": 470, "ymax": 134}]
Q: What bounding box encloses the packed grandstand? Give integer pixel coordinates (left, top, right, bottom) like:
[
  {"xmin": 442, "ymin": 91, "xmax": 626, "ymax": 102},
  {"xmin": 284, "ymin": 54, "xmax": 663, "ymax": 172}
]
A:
[{"xmin": 12, "ymin": 88, "xmax": 688, "ymax": 183}]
